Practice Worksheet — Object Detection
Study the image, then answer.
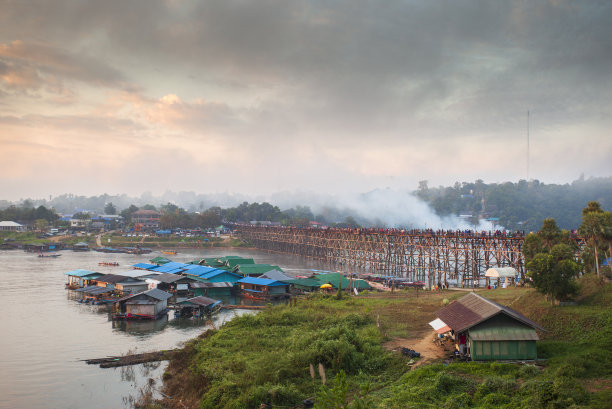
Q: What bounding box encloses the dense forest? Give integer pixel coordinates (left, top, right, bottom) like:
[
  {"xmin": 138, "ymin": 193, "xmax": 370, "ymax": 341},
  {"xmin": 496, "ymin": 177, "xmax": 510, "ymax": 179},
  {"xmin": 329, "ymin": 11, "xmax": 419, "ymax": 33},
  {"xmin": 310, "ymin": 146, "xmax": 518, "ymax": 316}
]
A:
[
  {"xmin": 416, "ymin": 176, "xmax": 612, "ymax": 232},
  {"xmin": 1, "ymin": 177, "xmax": 610, "ymax": 232}
]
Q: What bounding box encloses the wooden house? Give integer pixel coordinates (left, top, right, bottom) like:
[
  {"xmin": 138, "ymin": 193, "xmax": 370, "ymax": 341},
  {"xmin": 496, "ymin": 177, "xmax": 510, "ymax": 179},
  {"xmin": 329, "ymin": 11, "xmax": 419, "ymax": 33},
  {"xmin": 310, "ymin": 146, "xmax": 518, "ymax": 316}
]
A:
[
  {"xmin": 112, "ymin": 288, "xmax": 172, "ymax": 320},
  {"xmin": 64, "ymin": 269, "xmax": 104, "ymax": 289},
  {"xmin": 175, "ymin": 296, "xmax": 222, "ymax": 317},
  {"xmin": 433, "ymin": 293, "xmax": 544, "ymax": 361},
  {"xmin": 236, "ymin": 277, "xmax": 290, "ymax": 300},
  {"xmin": 94, "ymin": 274, "xmax": 149, "ymax": 295},
  {"xmin": 189, "ymin": 281, "xmax": 234, "ymax": 298},
  {"xmin": 145, "ymin": 273, "xmax": 195, "ymax": 295}
]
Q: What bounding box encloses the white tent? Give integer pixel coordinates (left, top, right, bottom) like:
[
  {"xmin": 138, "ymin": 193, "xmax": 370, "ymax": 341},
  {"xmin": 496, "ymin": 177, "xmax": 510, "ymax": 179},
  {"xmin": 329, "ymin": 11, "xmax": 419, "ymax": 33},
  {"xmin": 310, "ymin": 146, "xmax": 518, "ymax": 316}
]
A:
[
  {"xmin": 485, "ymin": 267, "xmax": 517, "ymax": 288},
  {"xmin": 485, "ymin": 267, "xmax": 517, "ymax": 278}
]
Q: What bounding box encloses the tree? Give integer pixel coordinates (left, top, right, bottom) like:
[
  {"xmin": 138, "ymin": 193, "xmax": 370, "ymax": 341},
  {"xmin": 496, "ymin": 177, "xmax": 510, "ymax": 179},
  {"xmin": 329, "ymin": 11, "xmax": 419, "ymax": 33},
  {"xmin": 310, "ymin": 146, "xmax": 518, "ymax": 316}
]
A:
[
  {"xmin": 34, "ymin": 219, "xmax": 49, "ymax": 232},
  {"xmin": 120, "ymin": 205, "xmax": 139, "ymax": 224},
  {"xmin": 578, "ymin": 201, "xmax": 604, "ymax": 276},
  {"xmin": 104, "ymin": 202, "xmax": 117, "ymax": 215},
  {"xmin": 539, "ymin": 218, "xmax": 562, "ymax": 251},
  {"xmin": 527, "ymin": 243, "xmax": 579, "ymax": 303},
  {"xmin": 73, "ymin": 212, "xmax": 90, "ymax": 220}
]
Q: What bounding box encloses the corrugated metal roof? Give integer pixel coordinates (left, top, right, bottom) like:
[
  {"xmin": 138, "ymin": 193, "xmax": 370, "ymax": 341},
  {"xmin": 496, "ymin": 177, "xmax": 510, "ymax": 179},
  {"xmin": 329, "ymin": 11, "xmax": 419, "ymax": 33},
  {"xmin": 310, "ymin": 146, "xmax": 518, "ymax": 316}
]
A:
[
  {"xmin": 64, "ymin": 269, "xmax": 100, "ymax": 277},
  {"xmin": 284, "ymin": 278, "xmax": 325, "ymax": 288},
  {"xmin": 133, "ymin": 263, "xmax": 157, "ymax": 270},
  {"xmin": 184, "ymin": 266, "xmax": 219, "ymax": 276},
  {"xmin": 116, "ymin": 270, "xmax": 161, "ymax": 278},
  {"xmin": 436, "ymin": 293, "xmax": 544, "ymax": 333},
  {"xmin": 189, "ymin": 281, "xmax": 233, "ymax": 288},
  {"xmin": 96, "ymin": 274, "xmax": 131, "ymax": 283},
  {"xmin": 148, "ymin": 273, "xmax": 188, "ymax": 283},
  {"xmin": 117, "ymin": 288, "xmax": 172, "ymax": 303},
  {"xmin": 259, "ymin": 270, "xmax": 293, "ymax": 282},
  {"xmin": 150, "ymin": 262, "xmax": 190, "ymax": 273},
  {"xmin": 237, "ymin": 277, "xmax": 287, "ymax": 286},
  {"xmin": 237, "ymin": 264, "xmax": 284, "ymax": 276},
  {"xmin": 179, "ymin": 296, "xmax": 220, "ymax": 307}
]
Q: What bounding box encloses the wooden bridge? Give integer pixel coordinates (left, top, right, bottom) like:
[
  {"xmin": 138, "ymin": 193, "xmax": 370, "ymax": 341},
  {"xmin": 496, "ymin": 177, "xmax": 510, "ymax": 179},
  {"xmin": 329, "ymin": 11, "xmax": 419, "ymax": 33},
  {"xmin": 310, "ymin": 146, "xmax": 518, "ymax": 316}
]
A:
[{"xmin": 235, "ymin": 226, "xmax": 527, "ymax": 287}]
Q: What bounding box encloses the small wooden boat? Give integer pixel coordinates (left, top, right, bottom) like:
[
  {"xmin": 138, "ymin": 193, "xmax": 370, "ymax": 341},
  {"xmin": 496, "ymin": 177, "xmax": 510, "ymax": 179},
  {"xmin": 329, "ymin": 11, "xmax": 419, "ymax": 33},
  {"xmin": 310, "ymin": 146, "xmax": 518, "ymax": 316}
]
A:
[
  {"xmin": 98, "ymin": 262, "xmax": 120, "ymax": 266},
  {"xmin": 38, "ymin": 253, "xmax": 61, "ymax": 258},
  {"xmin": 161, "ymin": 250, "xmax": 177, "ymax": 255}
]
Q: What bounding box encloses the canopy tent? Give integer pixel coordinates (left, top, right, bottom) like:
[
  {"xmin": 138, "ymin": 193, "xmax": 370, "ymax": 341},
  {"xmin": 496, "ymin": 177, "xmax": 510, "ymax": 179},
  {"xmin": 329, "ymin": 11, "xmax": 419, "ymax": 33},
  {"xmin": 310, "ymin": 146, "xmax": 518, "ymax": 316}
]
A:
[{"xmin": 484, "ymin": 267, "xmax": 517, "ymax": 278}]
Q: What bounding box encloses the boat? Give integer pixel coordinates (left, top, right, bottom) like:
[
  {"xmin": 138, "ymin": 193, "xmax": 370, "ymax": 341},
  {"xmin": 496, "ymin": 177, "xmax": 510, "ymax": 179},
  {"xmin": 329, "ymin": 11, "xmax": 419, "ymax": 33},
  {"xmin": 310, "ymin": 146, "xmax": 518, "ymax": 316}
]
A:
[
  {"xmin": 38, "ymin": 253, "xmax": 61, "ymax": 258},
  {"xmin": 161, "ymin": 250, "xmax": 177, "ymax": 255},
  {"xmin": 98, "ymin": 262, "xmax": 120, "ymax": 266}
]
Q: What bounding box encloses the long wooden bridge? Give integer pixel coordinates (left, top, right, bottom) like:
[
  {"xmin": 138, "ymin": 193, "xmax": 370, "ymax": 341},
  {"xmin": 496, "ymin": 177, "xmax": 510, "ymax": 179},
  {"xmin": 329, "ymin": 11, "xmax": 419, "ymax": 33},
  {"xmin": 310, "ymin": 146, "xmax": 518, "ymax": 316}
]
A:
[{"xmin": 235, "ymin": 226, "xmax": 528, "ymax": 287}]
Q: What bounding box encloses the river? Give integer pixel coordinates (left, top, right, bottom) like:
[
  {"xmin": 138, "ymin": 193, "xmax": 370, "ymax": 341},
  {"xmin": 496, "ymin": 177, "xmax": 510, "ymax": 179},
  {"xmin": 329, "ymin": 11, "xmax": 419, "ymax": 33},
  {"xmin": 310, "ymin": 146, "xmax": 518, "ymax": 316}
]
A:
[{"xmin": 0, "ymin": 248, "xmax": 333, "ymax": 409}]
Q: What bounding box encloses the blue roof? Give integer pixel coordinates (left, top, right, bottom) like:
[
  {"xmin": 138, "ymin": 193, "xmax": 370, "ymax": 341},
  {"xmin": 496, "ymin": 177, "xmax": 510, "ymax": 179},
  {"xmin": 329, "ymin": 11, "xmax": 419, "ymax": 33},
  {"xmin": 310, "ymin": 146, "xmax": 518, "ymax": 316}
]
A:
[
  {"xmin": 150, "ymin": 262, "xmax": 190, "ymax": 273},
  {"xmin": 156, "ymin": 230, "xmax": 172, "ymax": 234},
  {"xmin": 133, "ymin": 263, "xmax": 157, "ymax": 270},
  {"xmin": 183, "ymin": 266, "xmax": 234, "ymax": 278},
  {"xmin": 199, "ymin": 269, "xmax": 242, "ymax": 280},
  {"xmin": 237, "ymin": 277, "xmax": 287, "ymax": 286},
  {"xmin": 64, "ymin": 269, "xmax": 101, "ymax": 277}
]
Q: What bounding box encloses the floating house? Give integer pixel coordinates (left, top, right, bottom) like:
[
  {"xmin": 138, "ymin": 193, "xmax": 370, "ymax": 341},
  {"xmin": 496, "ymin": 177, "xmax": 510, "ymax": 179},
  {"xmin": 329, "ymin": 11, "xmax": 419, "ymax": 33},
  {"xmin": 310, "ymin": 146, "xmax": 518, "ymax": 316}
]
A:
[
  {"xmin": 64, "ymin": 269, "xmax": 104, "ymax": 289},
  {"xmin": 189, "ymin": 282, "xmax": 234, "ymax": 298},
  {"xmin": 236, "ymin": 277, "xmax": 290, "ymax": 300},
  {"xmin": 94, "ymin": 274, "xmax": 149, "ymax": 295},
  {"xmin": 259, "ymin": 270, "xmax": 293, "ymax": 282},
  {"xmin": 72, "ymin": 242, "xmax": 90, "ymax": 251},
  {"xmin": 73, "ymin": 285, "xmax": 116, "ymax": 303},
  {"xmin": 145, "ymin": 273, "xmax": 195, "ymax": 295},
  {"xmin": 433, "ymin": 293, "xmax": 544, "ymax": 361},
  {"xmin": 185, "ymin": 267, "xmax": 243, "ymax": 283},
  {"xmin": 175, "ymin": 296, "xmax": 222, "ymax": 317},
  {"xmin": 224, "ymin": 256, "xmax": 255, "ymax": 268},
  {"xmin": 149, "ymin": 256, "xmax": 172, "ymax": 265},
  {"xmin": 112, "ymin": 288, "xmax": 172, "ymax": 320}
]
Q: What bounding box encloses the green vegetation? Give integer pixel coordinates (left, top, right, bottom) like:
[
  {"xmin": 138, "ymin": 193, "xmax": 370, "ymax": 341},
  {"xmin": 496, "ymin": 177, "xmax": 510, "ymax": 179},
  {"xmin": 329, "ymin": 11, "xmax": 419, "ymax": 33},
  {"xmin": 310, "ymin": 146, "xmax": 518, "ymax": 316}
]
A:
[
  {"xmin": 524, "ymin": 218, "xmax": 580, "ymax": 303},
  {"xmin": 159, "ymin": 285, "xmax": 612, "ymax": 408},
  {"xmin": 416, "ymin": 177, "xmax": 612, "ymax": 232}
]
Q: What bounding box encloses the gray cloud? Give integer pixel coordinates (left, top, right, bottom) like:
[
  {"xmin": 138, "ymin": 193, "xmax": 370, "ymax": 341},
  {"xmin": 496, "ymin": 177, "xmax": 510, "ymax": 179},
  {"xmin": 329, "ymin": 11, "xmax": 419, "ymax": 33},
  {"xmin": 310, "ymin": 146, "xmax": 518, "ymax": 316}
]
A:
[{"xmin": 0, "ymin": 0, "xmax": 611, "ymax": 199}]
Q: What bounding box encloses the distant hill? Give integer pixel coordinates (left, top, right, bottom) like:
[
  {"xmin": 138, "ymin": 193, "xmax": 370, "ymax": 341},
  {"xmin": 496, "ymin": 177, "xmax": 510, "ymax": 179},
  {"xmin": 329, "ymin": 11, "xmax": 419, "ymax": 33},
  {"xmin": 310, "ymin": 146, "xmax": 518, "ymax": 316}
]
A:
[{"xmin": 415, "ymin": 176, "xmax": 612, "ymax": 232}]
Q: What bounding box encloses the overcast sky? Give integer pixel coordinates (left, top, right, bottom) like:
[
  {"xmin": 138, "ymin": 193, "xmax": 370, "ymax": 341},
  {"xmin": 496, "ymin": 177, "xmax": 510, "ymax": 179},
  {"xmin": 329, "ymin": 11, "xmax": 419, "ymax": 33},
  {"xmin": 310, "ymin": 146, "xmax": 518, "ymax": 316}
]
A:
[{"xmin": 1, "ymin": 0, "xmax": 611, "ymax": 201}]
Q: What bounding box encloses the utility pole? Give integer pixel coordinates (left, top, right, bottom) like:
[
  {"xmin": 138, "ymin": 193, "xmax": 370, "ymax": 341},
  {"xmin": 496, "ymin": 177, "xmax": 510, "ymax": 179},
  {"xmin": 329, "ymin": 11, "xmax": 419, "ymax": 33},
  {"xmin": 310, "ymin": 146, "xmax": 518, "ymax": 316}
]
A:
[{"xmin": 527, "ymin": 111, "xmax": 530, "ymax": 181}]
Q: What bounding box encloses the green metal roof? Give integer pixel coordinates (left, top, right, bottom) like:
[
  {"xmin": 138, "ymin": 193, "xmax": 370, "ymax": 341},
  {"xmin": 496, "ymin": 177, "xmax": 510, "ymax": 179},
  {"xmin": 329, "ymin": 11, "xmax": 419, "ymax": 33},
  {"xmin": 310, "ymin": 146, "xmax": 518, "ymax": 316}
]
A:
[
  {"xmin": 314, "ymin": 273, "xmax": 371, "ymax": 290},
  {"xmin": 285, "ymin": 278, "xmax": 325, "ymax": 289},
  {"xmin": 237, "ymin": 264, "xmax": 284, "ymax": 276},
  {"xmin": 225, "ymin": 257, "xmax": 255, "ymax": 268},
  {"xmin": 149, "ymin": 256, "xmax": 172, "ymax": 265}
]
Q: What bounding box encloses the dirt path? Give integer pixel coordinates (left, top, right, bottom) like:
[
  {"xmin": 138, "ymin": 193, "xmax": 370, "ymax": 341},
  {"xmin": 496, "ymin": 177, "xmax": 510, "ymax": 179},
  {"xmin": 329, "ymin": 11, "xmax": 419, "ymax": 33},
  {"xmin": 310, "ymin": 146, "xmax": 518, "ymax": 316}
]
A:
[{"xmin": 383, "ymin": 331, "xmax": 453, "ymax": 368}]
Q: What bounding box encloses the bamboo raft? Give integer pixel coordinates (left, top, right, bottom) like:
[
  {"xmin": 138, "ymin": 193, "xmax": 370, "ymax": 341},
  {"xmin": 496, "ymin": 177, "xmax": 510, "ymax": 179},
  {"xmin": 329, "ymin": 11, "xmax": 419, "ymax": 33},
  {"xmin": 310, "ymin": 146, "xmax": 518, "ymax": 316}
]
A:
[{"xmin": 84, "ymin": 349, "xmax": 181, "ymax": 368}]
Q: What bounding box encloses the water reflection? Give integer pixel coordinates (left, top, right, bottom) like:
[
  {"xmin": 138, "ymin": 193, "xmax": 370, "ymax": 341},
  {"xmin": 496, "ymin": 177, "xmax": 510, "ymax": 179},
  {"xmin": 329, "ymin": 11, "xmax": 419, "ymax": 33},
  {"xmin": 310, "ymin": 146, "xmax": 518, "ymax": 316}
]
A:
[
  {"xmin": 112, "ymin": 315, "xmax": 170, "ymax": 334},
  {"xmin": 0, "ymin": 248, "xmax": 328, "ymax": 409}
]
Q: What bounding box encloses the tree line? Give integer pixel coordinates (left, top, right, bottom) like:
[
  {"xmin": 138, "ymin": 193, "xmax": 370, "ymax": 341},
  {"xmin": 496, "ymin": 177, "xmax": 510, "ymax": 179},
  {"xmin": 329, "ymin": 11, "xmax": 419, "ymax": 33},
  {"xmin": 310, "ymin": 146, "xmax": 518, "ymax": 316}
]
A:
[
  {"xmin": 417, "ymin": 176, "xmax": 612, "ymax": 232},
  {"xmin": 524, "ymin": 201, "xmax": 612, "ymax": 304}
]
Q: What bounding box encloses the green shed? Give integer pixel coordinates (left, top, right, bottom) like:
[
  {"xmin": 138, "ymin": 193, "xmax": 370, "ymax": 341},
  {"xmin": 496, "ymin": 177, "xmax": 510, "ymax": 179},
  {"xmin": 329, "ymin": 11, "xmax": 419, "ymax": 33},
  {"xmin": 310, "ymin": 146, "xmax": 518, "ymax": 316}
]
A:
[{"xmin": 435, "ymin": 293, "xmax": 544, "ymax": 361}]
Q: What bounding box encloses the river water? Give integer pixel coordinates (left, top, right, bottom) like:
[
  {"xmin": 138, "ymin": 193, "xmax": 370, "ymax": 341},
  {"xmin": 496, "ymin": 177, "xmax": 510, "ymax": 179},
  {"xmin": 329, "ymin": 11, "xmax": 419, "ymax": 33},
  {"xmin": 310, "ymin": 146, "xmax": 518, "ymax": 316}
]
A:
[{"xmin": 0, "ymin": 248, "xmax": 333, "ymax": 409}]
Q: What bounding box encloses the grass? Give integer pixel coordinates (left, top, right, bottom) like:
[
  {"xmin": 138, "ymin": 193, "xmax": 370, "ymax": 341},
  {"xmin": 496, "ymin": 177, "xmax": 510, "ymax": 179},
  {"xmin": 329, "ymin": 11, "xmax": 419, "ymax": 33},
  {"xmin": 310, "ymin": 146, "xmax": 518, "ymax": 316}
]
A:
[{"xmin": 153, "ymin": 279, "xmax": 612, "ymax": 408}]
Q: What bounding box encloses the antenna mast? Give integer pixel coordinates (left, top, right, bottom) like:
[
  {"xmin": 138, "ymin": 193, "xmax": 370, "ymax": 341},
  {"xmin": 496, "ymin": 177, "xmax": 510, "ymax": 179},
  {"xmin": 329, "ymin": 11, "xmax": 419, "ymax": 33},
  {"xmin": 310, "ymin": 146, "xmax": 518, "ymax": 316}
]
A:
[{"xmin": 527, "ymin": 110, "xmax": 530, "ymax": 181}]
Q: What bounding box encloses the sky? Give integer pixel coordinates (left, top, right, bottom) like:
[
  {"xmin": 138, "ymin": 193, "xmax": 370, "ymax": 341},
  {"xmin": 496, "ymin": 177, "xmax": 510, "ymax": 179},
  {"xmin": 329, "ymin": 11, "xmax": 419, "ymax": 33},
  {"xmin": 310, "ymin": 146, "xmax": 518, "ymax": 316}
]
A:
[{"xmin": 1, "ymin": 0, "xmax": 611, "ymax": 202}]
